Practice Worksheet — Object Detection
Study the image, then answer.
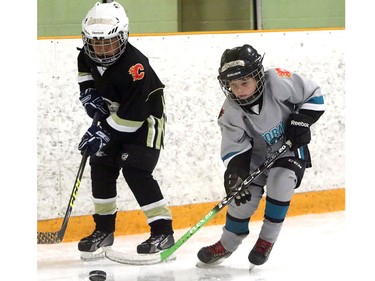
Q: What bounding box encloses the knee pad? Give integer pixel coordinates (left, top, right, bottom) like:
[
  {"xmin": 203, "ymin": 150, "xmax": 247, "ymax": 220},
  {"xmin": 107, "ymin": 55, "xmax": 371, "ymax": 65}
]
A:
[
  {"xmin": 122, "ymin": 166, "xmax": 164, "ymax": 206},
  {"xmin": 272, "ymin": 157, "xmax": 306, "ymax": 188},
  {"xmin": 122, "ymin": 166, "xmax": 151, "ymax": 185},
  {"xmin": 265, "ymin": 158, "xmax": 305, "ymax": 222}
]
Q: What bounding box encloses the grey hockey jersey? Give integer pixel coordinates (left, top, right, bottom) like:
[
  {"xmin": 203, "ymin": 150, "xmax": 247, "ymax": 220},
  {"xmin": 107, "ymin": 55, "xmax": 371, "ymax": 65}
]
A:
[{"xmin": 218, "ymin": 68, "xmax": 325, "ymax": 184}]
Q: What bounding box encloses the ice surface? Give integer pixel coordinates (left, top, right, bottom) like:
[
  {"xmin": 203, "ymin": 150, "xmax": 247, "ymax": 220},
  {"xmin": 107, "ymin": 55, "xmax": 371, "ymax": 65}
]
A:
[{"xmin": 37, "ymin": 212, "xmax": 346, "ymax": 281}]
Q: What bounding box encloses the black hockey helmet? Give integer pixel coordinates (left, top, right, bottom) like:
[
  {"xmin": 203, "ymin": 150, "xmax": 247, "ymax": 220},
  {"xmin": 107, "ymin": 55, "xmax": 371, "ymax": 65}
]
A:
[{"xmin": 218, "ymin": 44, "xmax": 265, "ymax": 106}]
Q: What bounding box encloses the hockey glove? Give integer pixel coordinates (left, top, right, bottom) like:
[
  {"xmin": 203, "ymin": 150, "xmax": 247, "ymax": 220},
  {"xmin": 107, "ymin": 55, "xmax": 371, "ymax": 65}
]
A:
[
  {"xmin": 78, "ymin": 125, "xmax": 111, "ymax": 156},
  {"xmin": 224, "ymin": 171, "xmax": 251, "ymax": 206},
  {"xmin": 79, "ymin": 88, "xmax": 109, "ymax": 119},
  {"xmin": 285, "ymin": 113, "xmax": 314, "ymax": 149}
]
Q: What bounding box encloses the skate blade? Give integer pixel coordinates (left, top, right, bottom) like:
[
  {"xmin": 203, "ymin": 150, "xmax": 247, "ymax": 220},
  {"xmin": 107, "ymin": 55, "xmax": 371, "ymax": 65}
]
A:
[
  {"xmin": 195, "ymin": 258, "xmax": 225, "ymax": 268},
  {"xmin": 80, "ymin": 246, "xmax": 111, "ymax": 261},
  {"xmin": 249, "ymin": 263, "xmax": 256, "ymax": 271}
]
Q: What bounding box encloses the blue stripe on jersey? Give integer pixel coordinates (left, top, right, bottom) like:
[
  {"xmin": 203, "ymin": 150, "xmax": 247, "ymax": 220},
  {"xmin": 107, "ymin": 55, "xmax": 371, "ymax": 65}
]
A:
[{"xmin": 306, "ymin": 95, "xmax": 324, "ymax": 105}]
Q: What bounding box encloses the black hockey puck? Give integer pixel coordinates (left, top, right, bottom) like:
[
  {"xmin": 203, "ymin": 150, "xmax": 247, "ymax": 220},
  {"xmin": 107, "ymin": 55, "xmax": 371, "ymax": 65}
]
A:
[{"xmin": 89, "ymin": 270, "xmax": 107, "ymax": 281}]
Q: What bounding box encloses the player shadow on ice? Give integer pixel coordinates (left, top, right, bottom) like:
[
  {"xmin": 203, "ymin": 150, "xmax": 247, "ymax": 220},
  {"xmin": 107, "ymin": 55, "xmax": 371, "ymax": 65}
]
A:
[{"xmin": 134, "ymin": 265, "xmax": 254, "ymax": 281}]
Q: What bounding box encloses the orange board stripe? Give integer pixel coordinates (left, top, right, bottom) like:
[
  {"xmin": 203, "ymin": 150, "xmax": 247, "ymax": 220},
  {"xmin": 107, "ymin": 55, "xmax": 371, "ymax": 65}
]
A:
[
  {"xmin": 37, "ymin": 188, "xmax": 345, "ymax": 242},
  {"xmin": 37, "ymin": 27, "xmax": 344, "ymax": 40}
]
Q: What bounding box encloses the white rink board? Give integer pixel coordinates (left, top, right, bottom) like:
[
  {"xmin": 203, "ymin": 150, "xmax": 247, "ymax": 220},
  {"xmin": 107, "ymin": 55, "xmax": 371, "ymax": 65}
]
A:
[{"xmin": 37, "ymin": 30, "xmax": 345, "ymax": 220}]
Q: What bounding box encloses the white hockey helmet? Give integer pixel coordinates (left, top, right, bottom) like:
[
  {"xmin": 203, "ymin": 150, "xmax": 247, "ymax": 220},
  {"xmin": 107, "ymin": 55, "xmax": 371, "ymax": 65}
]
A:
[{"xmin": 82, "ymin": 1, "xmax": 129, "ymax": 66}]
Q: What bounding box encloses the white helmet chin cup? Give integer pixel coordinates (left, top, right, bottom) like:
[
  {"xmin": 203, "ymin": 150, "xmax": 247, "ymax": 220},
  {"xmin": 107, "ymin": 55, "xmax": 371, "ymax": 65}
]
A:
[{"xmin": 82, "ymin": 1, "xmax": 129, "ymax": 66}]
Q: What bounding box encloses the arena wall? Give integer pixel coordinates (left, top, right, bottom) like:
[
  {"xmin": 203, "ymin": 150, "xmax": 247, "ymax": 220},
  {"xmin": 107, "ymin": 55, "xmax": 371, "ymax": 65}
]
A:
[{"xmin": 37, "ymin": 29, "xmax": 345, "ymax": 241}]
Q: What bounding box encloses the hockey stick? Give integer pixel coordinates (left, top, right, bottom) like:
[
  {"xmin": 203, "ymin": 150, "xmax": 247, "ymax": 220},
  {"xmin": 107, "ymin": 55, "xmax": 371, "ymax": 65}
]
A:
[
  {"xmin": 105, "ymin": 141, "xmax": 291, "ymax": 265},
  {"xmin": 37, "ymin": 112, "xmax": 101, "ymax": 244}
]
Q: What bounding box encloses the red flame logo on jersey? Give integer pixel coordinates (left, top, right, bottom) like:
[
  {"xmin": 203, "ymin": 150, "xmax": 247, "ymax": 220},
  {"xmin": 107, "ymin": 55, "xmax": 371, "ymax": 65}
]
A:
[
  {"xmin": 275, "ymin": 68, "xmax": 292, "ymax": 78},
  {"xmin": 129, "ymin": 63, "xmax": 145, "ymax": 81}
]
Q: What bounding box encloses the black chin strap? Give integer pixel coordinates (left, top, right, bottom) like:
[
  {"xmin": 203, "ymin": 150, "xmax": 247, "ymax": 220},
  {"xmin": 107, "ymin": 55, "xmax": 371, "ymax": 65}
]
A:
[{"xmin": 241, "ymin": 94, "xmax": 263, "ymax": 114}]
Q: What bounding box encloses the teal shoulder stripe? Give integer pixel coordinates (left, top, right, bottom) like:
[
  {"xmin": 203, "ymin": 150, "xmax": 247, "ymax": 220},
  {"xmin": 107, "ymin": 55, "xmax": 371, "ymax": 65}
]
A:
[
  {"xmin": 306, "ymin": 96, "xmax": 324, "ymax": 104},
  {"xmin": 222, "ymin": 151, "xmax": 240, "ymax": 162}
]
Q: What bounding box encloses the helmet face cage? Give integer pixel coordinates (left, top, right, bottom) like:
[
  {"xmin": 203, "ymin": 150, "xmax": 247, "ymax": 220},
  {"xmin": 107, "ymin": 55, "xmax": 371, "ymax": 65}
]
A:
[
  {"xmin": 82, "ymin": 32, "xmax": 127, "ymax": 66},
  {"xmin": 82, "ymin": 2, "xmax": 129, "ymax": 66},
  {"xmin": 218, "ymin": 45, "xmax": 265, "ymax": 106},
  {"xmin": 219, "ymin": 66, "xmax": 265, "ymax": 106}
]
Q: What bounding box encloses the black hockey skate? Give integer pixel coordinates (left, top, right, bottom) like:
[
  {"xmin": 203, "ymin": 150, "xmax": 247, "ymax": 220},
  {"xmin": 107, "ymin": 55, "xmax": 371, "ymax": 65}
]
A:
[
  {"xmin": 197, "ymin": 241, "xmax": 232, "ymax": 266},
  {"xmin": 137, "ymin": 233, "xmax": 175, "ymax": 254},
  {"xmin": 78, "ymin": 230, "xmax": 114, "ymax": 261},
  {"xmin": 248, "ymin": 237, "xmax": 274, "ymax": 266}
]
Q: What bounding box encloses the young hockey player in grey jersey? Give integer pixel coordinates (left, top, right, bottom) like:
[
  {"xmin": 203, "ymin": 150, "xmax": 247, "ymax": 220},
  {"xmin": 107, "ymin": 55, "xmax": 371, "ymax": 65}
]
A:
[
  {"xmin": 76, "ymin": 2, "xmax": 174, "ymax": 260},
  {"xmin": 197, "ymin": 44, "xmax": 325, "ymax": 268}
]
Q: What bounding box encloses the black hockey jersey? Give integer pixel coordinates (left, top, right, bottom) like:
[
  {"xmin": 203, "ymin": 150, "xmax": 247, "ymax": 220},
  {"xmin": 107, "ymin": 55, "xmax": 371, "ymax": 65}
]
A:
[{"xmin": 77, "ymin": 42, "xmax": 165, "ymax": 149}]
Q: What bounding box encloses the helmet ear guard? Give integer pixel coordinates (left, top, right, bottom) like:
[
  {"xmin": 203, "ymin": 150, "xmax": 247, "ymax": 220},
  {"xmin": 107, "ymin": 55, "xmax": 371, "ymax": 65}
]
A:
[{"xmin": 218, "ymin": 44, "xmax": 265, "ymax": 106}]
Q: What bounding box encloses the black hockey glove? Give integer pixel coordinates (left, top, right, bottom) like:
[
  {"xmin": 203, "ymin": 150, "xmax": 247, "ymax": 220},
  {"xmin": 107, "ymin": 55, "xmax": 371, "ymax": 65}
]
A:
[
  {"xmin": 79, "ymin": 88, "xmax": 110, "ymax": 119},
  {"xmin": 78, "ymin": 125, "xmax": 111, "ymax": 156},
  {"xmin": 224, "ymin": 171, "xmax": 251, "ymax": 206},
  {"xmin": 285, "ymin": 113, "xmax": 314, "ymax": 149}
]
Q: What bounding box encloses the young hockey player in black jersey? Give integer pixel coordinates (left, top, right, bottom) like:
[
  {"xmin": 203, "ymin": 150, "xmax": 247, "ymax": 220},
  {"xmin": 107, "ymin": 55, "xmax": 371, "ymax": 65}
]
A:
[
  {"xmin": 76, "ymin": 1, "xmax": 174, "ymax": 260},
  {"xmin": 197, "ymin": 45, "xmax": 325, "ymax": 269}
]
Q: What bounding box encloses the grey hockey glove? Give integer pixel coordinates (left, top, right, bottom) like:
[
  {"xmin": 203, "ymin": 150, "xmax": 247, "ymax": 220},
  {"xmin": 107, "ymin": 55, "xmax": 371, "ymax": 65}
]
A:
[
  {"xmin": 224, "ymin": 171, "xmax": 251, "ymax": 206},
  {"xmin": 79, "ymin": 88, "xmax": 109, "ymax": 119},
  {"xmin": 285, "ymin": 113, "xmax": 314, "ymax": 149},
  {"xmin": 78, "ymin": 125, "xmax": 110, "ymax": 156}
]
